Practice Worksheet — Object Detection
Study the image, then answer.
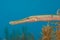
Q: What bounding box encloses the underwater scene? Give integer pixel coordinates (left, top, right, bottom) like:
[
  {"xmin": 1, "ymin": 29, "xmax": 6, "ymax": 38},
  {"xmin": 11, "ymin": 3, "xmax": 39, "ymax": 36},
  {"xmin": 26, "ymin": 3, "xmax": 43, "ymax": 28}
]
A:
[{"xmin": 0, "ymin": 0, "xmax": 60, "ymax": 40}]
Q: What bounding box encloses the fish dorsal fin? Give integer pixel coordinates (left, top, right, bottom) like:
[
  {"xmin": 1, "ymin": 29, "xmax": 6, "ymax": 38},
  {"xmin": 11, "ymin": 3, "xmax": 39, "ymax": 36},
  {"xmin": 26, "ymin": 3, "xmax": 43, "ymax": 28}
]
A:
[{"xmin": 57, "ymin": 9, "xmax": 60, "ymax": 15}]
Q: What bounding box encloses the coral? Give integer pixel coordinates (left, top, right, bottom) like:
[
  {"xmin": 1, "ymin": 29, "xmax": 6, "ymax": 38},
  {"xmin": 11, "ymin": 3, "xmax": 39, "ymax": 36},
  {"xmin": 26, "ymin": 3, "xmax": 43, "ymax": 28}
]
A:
[{"xmin": 41, "ymin": 25, "xmax": 52, "ymax": 40}]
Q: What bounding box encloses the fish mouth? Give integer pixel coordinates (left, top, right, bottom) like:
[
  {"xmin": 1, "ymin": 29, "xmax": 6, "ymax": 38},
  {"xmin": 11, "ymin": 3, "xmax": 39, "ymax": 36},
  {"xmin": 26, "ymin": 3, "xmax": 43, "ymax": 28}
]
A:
[{"xmin": 9, "ymin": 20, "xmax": 27, "ymax": 25}]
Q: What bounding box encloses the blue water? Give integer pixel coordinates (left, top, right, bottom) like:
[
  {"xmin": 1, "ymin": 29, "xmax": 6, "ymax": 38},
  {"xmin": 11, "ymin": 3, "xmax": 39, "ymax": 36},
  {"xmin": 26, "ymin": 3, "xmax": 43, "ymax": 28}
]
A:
[{"xmin": 0, "ymin": 0, "xmax": 60, "ymax": 40}]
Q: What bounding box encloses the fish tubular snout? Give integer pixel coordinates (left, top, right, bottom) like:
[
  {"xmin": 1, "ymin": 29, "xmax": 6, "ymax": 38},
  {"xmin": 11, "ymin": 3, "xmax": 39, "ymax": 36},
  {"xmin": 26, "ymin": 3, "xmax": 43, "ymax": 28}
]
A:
[{"xmin": 9, "ymin": 21, "xmax": 17, "ymax": 25}]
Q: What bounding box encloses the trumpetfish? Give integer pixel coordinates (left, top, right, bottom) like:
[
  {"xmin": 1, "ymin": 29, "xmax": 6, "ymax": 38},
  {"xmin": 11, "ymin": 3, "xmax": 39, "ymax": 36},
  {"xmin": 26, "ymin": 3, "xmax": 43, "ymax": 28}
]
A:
[{"xmin": 9, "ymin": 10, "xmax": 60, "ymax": 25}]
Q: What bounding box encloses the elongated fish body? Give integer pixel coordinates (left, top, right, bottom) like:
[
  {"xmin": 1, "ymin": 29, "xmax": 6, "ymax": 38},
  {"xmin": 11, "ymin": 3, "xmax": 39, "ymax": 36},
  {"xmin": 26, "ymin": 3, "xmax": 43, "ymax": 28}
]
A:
[{"xmin": 9, "ymin": 15, "xmax": 60, "ymax": 25}]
